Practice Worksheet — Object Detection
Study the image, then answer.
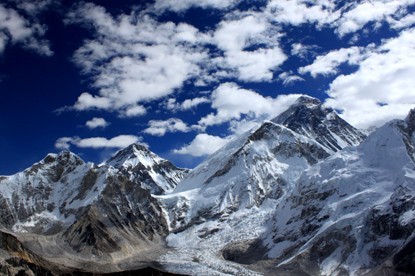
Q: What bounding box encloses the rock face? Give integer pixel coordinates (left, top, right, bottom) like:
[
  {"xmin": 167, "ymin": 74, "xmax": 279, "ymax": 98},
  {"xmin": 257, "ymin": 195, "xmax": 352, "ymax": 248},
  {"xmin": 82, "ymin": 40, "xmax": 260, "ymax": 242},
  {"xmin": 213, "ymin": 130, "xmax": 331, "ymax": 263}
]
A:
[
  {"xmin": 163, "ymin": 96, "xmax": 366, "ymax": 232},
  {"xmin": 0, "ymin": 144, "xmax": 186, "ymax": 258},
  {"xmin": 107, "ymin": 144, "xmax": 188, "ymax": 195},
  {"xmin": 1, "ymin": 96, "xmax": 414, "ymax": 275},
  {"xmin": 272, "ymin": 95, "xmax": 366, "ymax": 152},
  {"xmin": 243, "ymin": 112, "xmax": 415, "ymax": 275}
]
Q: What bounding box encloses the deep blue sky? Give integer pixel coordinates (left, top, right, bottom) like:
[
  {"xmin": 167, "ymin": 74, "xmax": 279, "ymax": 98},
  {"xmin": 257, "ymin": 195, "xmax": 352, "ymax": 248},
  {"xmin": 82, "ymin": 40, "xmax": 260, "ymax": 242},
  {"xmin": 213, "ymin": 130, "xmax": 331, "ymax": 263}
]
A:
[{"xmin": 1, "ymin": 0, "xmax": 415, "ymax": 174}]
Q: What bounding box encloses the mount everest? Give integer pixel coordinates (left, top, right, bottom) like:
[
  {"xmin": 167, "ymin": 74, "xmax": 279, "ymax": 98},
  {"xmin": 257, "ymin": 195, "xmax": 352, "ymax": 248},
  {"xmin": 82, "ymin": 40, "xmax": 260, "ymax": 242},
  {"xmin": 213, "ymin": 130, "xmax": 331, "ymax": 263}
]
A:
[{"xmin": 1, "ymin": 96, "xmax": 414, "ymax": 275}]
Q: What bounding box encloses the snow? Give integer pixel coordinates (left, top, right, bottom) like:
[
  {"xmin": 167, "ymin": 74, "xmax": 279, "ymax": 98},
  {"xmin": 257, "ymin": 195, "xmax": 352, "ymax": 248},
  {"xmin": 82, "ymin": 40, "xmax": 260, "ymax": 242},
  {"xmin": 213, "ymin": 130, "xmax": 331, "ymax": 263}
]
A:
[
  {"xmin": 399, "ymin": 210, "xmax": 415, "ymax": 226},
  {"xmin": 1, "ymin": 99, "xmax": 414, "ymax": 275}
]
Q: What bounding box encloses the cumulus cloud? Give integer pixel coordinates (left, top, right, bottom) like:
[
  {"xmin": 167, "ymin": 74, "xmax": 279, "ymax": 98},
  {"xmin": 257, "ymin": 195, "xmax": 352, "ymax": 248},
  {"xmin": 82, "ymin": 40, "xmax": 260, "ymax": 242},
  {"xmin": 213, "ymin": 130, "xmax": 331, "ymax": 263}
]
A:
[
  {"xmin": 166, "ymin": 97, "xmax": 210, "ymax": 111},
  {"xmin": 325, "ymin": 27, "xmax": 415, "ymax": 128},
  {"xmin": 55, "ymin": 135, "xmax": 143, "ymax": 149},
  {"xmin": 85, "ymin": 117, "xmax": 109, "ymax": 129},
  {"xmin": 173, "ymin": 133, "xmax": 231, "ymax": 156},
  {"xmin": 299, "ymin": 46, "xmax": 367, "ymax": 77},
  {"xmin": 144, "ymin": 118, "xmax": 191, "ymax": 136},
  {"xmin": 213, "ymin": 15, "xmax": 286, "ymax": 82},
  {"xmin": 0, "ymin": 4, "xmax": 52, "ymax": 55},
  {"xmin": 199, "ymin": 82, "xmax": 301, "ymax": 127},
  {"xmin": 291, "ymin": 43, "xmax": 319, "ymax": 60},
  {"xmin": 152, "ymin": 0, "xmax": 238, "ymax": 13},
  {"xmin": 278, "ymin": 71, "xmax": 305, "ymax": 86},
  {"xmin": 265, "ymin": 0, "xmax": 339, "ymax": 27},
  {"xmin": 388, "ymin": 12, "xmax": 415, "ymax": 30},
  {"xmin": 68, "ymin": 2, "xmax": 209, "ymax": 114},
  {"xmin": 336, "ymin": 0, "xmax": 415, "ymax": 36}
]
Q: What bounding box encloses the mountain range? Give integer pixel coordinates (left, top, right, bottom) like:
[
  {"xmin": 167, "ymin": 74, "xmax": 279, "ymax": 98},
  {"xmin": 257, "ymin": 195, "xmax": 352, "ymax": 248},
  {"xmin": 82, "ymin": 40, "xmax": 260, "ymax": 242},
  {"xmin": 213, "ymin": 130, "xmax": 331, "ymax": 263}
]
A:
[{"xmin": 0, "ymin": 96, "xmax": 414, "ymax": 275}]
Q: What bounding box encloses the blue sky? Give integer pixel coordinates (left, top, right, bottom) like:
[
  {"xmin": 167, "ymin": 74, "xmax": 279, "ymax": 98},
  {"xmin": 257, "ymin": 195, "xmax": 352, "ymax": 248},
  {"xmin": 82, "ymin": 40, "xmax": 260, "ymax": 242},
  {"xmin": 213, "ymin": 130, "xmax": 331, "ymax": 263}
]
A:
[{"xmin": 1, "ymin": 0, "xmax": 415, "ymax": 174}]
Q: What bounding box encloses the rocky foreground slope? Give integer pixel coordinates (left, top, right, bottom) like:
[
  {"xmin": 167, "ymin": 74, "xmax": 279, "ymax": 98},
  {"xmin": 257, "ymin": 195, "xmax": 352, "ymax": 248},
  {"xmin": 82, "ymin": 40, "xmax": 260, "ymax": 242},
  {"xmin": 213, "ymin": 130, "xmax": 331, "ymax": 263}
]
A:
[{"xmin": 0, "ymin": 96, "xmax": 415, "ymax": 275}]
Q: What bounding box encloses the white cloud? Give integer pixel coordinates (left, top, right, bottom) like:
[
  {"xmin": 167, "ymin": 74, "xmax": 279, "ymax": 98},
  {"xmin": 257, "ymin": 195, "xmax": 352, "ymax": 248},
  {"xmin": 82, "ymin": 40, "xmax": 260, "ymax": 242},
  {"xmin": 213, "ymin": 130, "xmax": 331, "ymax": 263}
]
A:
[
  {"xmin": 336, "ymin": 0, "xmax": 415, "ymax": 36},
  {"xmin": 55, "ymin": 135, "xmax": 142, "ymax": 149},
  {"xmin": 278, "ymin": 71, "xmax": 305, "ymax": 86},
  {"xmin": 0, "ymin": 4, "xmax": 52, "ymax": 55},
  {"xmin": 68, "ymin": 3, "xmax": 209, "ymax": 114},
  {"xmin": 15, "ymin": 0, "xmax": 55, "ymax": 17},
  {"xmin": 213, "ymin": 15, "xmax": 286, "ymax": 82},
  {"xmin": 325, "ymin": 27, "xmax": 415, "ymax": 129},
  {"xmin": 173, "ymin": 133, "xmax": 231, "ymax": 156},
  {"xmin": 299, "ymin": 46, "xmax": 366, "ymax": 77},
  {"xmin": 291, "ymin": 43, "xmax": 319, "ymax": 59},
  {"xmin": 199, "ymin": 82, "xmax": 301, "ymax": 127},
  {"xmin": 85, "ymin": 117, "xmax": 109, "ymax": 129},
  {"xmin": 153, "ymin": 0, "xmax": 238, "ymax": 13},
  {"xmin": 388, "ymin": 12, "xmax": 415, "ymax": 29},
  {"xmin": 166, "ymin": 97, "xmax": 210, "ymax": 111},
  {"xmin": 266, "ymin": 0, "xmax": 339, "ymax": 27},
  {"xmin": 144, "ymin": 118, "xmax": 191, "ymax": 136},
  {"xmin": 73, "ymin": 92, "xmax": 112, "ymax": 110},
  {"xmin": 121, "ymin": 105, "xmax": 147, "ymax": 117}
]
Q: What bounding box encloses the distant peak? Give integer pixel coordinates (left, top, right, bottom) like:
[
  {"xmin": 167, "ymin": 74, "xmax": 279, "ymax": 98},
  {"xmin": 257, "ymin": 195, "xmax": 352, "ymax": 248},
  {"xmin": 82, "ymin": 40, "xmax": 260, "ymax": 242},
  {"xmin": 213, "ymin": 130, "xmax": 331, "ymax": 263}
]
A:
[
  {"xmin": 405, "ymin": 108, "xmax": 415, "ymax": 134},
  {"xmin": 293, "ymin": 95, "xmax": 322, "ymax": 108},
  {"xmin": 405, "ymin": 108, "xmax": 415, "ymax": 124},
  {"xmin": 123, "ymin": 143, "xmax": 149, "ymax": 153},
  {"xmin": 106, "ymin": 143, "xmax": 157, "ymax": 169}
]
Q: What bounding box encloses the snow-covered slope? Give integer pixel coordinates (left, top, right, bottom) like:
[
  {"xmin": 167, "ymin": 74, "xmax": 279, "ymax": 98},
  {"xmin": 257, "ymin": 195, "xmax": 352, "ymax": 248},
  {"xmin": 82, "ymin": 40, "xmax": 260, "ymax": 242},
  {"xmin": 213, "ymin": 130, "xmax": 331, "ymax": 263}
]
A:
[
  {"xmin": 1, "ymin": 97, "xmax": 414, "ymax": 275},
  {"xmin": 0, "ymin": 144, "xmax": 186, "ymax": 256},
  {"xmin": 272, "ymin": 95, "xmax": 366, "ymax": 152},
  {"xmin": 242, "ymin": 109, "xmax": 415, "ymax": 275},
  {"xmin": 162, "ymin": 96, "xmax": 365, "ymax": 232},
  {"xmin": 0, "ymin": 151, "xmax": 102, "ymax": 233},
  {"xmin": 106, "ymin": 144, "xmax": 187, "ymax": 195}
]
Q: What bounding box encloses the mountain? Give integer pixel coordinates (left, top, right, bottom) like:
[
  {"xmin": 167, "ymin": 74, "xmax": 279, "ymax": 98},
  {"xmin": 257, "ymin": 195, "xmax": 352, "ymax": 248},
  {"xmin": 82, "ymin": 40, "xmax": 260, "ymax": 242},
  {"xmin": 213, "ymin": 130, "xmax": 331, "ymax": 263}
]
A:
[
  {"xmin": 162, "ymin": 96, "xmax": 366, "ymax": 232},
  {"xmin": 272, "ymin": 95, "xmax": 366, "ymax": 152},
  {"xmin": 0, "ymin": 144, "xmax": 187, "ymax": 272},
  {"xmin": 1, "ymin": 96, "xmax": 414, "ymax": 275},
  {"xmin": 107, "ymin": 144, "xmax": 188, "ymax": 195},
  {"xmin": 219, "ymin": 109, "xmax": 415, "ymax": 275}
]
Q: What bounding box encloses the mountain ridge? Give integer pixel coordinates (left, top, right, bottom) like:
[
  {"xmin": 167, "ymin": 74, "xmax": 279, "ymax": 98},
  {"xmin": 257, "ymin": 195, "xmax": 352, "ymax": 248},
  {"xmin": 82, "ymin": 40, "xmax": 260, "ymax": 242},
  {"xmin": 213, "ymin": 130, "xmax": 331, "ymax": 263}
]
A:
[{"xmin": 1, "ymin": 96, "xmax": 414, "ymax": 275}]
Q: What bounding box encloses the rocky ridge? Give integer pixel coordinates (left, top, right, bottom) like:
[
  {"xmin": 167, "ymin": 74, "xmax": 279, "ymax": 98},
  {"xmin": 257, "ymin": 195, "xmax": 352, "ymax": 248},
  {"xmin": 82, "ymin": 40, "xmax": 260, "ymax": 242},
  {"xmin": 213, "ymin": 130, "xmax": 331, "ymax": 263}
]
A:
[{"xmin": 0, "ymin": 97, "xmax": 414, "ymax": 275}]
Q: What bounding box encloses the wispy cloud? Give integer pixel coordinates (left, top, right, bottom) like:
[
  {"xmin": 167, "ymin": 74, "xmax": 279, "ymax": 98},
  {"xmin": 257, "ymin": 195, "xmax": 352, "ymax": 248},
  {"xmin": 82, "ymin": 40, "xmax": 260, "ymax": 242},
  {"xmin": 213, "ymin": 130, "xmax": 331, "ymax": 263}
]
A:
[
  {"xmin": 0, "ymin": 3, "xmax": 52, "ymax": 55},
  {"xmin": 152, "ymin": 0, "xmax": 239, "ymax": 13},
  {"xmin": 143, "ymin": 118, "xmax": 193, "ymax": 137},
  {"xmin": 67, "ymin": 2, "xmax": 209, "ymax": 115},
  {"xmin": 85, "ymin": 117, "xmax": 109, "ymax": 129},
  {"xmin": 55, "ymin": 135, "xmax": 143, "ymax": 149},
  {"xmin": 325, "ymin": 27, "xmax": 415, "ymax": 128},
  {"xmin": 173, "ymin": 133, "xmax": 231, "ymax": 156},
  {"xmin": 166, "ymin": 97, "xmax": 210, "ymax": 112},
  {"xmin": 198, "ymin": 82, "xmax": 301, "ymax": 127},
  {"xmin": 299, "ymin": 46, "xmax": 367, "ymax": 78}
]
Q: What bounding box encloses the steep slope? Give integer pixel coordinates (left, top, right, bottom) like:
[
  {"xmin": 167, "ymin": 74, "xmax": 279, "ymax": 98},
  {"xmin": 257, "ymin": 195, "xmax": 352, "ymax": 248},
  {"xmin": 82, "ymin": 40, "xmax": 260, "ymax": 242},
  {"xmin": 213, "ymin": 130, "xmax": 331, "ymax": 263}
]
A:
[
  {"xmin": 162, "ymin": 96, "xmax": 365, "ymax": 232},
  {"xmin": 272, "ymin": 95, "xmax": 366, "ymax": 152},
  {"xmin": 163, "ymin": 122, "xmax": 330, "ymax": 232},
  {"xmin": 106, "ymin": 144, "xmax": 188, "ymax": 195},
  {"xmin": 0, "ymin": 144, "xmax": 187, "ymax": 263},
  {"xmin": 244, "ymin": 109, "xmax": 415, "ymax": 275},
  {"xmin": 0, "ymin": 151, "xmax": 103, "ymax": 234}
]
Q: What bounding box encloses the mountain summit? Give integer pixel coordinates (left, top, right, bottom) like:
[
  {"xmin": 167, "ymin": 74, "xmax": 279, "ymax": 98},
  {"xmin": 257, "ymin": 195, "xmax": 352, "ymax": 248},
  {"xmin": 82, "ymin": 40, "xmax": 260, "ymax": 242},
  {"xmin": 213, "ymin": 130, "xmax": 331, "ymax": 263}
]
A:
[
  {"xmin": 272, "ymin": 95, "xmax": 366, "ymax": 151},
  {"xmin": 1, "ymin": 97, "xmax": 414, "ymax": 275},
  {"xmin": 107, "ymin": 143, "xmax": 187, "ymax": 194}
]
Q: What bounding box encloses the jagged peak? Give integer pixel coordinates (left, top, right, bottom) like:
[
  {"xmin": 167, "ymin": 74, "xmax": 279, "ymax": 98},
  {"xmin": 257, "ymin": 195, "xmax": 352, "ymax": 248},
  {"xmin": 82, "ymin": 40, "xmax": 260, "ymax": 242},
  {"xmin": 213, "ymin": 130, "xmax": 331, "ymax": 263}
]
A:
[
  {"xmin": 106, "ymin": 143, "xmax": 161, "ymax": 169},
  {"xmin": 56, "ymin": 150, "xmax": 85, "ymax": 165},
  {"xmin": 272, "ymin": 95, "xmax": 329, "ymax": 125},
  {"xmin": 108, "ymin": 143, "xmax": 152, "ymax": 159},
  {"xmin": 292, "ymin": 95, "xmax": 322, "ymax": 108},
  {"xmin": 405, "ymin": 107, "xmax": 415, "ymax": 132}
]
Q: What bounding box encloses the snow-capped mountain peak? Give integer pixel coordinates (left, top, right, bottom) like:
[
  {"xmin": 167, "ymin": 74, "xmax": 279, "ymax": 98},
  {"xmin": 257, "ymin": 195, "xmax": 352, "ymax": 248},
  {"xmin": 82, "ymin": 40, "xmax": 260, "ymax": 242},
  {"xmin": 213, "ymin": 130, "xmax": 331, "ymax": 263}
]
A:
[
  {"xmin": 106, "ymin": 143, "xmax": 160, "ymax": 169},
  {"xmin": 105, "ymin": 143, "xmax": 187, "ymax": 195},
  {"xmin": 272, "ymin": 95, "xmax": 366, "ymax": 152}
]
